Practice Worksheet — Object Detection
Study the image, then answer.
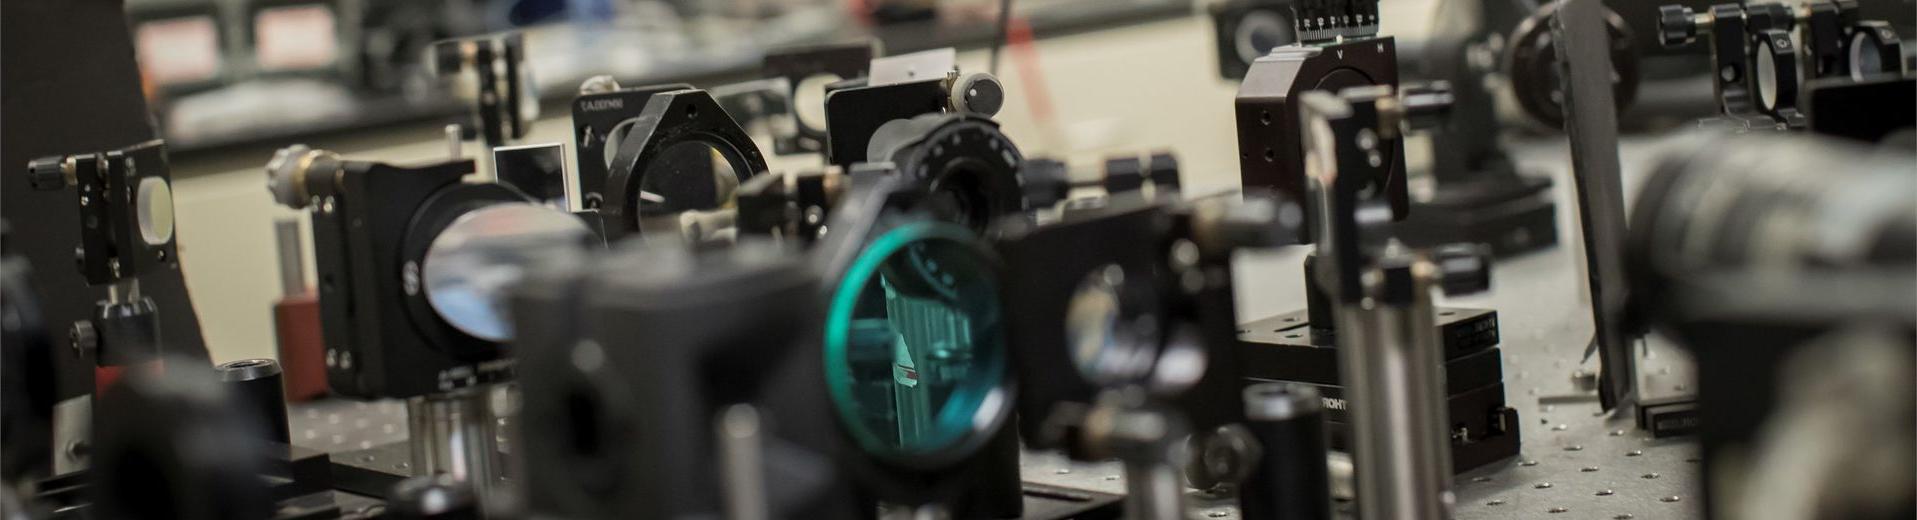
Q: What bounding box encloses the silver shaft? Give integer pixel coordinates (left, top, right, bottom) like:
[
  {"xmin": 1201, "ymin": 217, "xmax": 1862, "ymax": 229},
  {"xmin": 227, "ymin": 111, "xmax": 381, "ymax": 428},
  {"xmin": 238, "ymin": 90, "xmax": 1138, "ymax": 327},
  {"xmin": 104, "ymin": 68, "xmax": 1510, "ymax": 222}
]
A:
[
  {"xmin": 408, "ymin": 388, "xmax": 502, "ymax": 502},
  {"xmin": 274, "ymin": 218, "xmax": 306, "ymax": 298},
  {"xmin": 1122, "ymin": 459, "xmax": 1189, "ymax": 520},
  {"xmin": 445, "ymin": 124, "xmax": 464, "ymax": 160},
  {"xmin": 1339, "ymin": 266, "xmax": 1454, "ymax": 520},
  {"xmin": 717, "ymin": 404, "xmax": 769, "ymax": 520}
]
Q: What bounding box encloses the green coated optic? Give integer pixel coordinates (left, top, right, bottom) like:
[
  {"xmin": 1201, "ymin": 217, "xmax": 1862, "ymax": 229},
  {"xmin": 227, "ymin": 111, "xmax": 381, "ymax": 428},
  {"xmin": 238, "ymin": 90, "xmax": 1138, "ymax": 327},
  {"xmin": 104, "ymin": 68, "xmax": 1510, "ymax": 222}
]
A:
[{"xmin": 824, "ymin": 221, "xmax": 1008, "ymax": 461}]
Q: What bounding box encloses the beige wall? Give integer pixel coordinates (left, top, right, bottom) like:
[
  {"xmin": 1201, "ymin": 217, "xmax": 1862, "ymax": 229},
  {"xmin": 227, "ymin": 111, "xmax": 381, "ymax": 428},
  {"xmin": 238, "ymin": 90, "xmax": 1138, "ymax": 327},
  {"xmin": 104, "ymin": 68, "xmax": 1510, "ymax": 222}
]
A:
[{"xmin": 171, "ymin": 13, "xmax": 1270, "ymax": 363}]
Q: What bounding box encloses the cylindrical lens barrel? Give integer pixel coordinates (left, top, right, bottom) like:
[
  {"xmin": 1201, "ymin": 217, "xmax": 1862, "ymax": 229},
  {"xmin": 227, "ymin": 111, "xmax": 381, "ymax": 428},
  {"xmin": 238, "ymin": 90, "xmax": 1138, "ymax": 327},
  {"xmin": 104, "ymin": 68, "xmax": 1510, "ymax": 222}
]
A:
[
  {"xmin": 1240, "ymin": 382, "xmax": 1332, "ymax": 520},
  {"xmin": 217, "ymin": 358, "xmax": 290, "ymax": 444}
]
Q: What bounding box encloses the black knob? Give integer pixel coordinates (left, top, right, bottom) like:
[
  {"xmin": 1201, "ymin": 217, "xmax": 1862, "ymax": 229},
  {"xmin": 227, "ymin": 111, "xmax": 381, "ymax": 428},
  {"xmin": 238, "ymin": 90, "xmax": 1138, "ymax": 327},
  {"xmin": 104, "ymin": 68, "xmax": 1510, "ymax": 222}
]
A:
[
  {"xmin": 1019, "ymin": 158, "xmax": 1072, "ymax": 208},
  {"xmin": 1433, "ymin": 243, "xmax": 1491, "ymax": 296},
  {"xmin": 1102, "ymin": 156, "xmax": 1146, "ymax": 195},
  {"xmin": 1147, "ymin": 152, "xmax": 1181, "ymax": 192},
  {"xmin": 1745, "ymin": 3, "xmax": 1795, "ymax": 31},
  {"xmin": 68, "ymin": 320, "xmax": 97, "ymax": 359},
  {"xmin": 1659, "ymin": 5, "xmax": 1699, "ymax": 47},
  {"xmin": 951, "ymin": 73, "xmax": 1005, "ymax": 116},
  {"xmin": 94, "ymin": 298, "xmax": 160, "ymax": 366},
  {"xmin": 1374, "ymin": 256, "xmax": 1419, "ymax": 305},
  {"xmin": 28, "ymin": 156, "xmax": 67, "ymax": 191},
  {"xmin": 264, "ymin": 144, "xmax": 313, "ymax": 209}
]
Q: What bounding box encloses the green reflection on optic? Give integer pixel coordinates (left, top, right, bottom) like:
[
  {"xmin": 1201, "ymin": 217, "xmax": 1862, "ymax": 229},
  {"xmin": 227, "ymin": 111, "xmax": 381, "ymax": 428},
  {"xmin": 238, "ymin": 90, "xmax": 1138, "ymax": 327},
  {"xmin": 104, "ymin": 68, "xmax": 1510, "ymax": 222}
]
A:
[{"xmin": 824, "ymin": 221, "xmax": 1006, "ymax": 458}]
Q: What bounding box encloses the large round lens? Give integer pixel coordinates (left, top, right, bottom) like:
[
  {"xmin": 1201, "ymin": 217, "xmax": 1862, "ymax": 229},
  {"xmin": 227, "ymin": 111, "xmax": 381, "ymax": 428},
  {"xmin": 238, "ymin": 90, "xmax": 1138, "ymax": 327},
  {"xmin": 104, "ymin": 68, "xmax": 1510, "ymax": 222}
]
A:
[
  {"xmin": 424, "ymin": 203, "xmax": 590, "ymax": 342},
  {"xmin": 824, "ymin": 222, "xmax": 1008, "ymax": 460}
]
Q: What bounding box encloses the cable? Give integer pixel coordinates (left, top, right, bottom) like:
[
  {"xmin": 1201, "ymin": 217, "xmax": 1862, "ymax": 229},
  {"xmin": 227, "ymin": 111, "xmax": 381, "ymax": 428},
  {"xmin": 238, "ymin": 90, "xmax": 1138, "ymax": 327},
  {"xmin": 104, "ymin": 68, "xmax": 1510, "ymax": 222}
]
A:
[
  {"xmin": 990, "ymin": 0, "xmax": 1015, "ymax": 75},
  {"xmin": 1009, "ymin": 17, "xmax": 1056, "ymax": 125}
]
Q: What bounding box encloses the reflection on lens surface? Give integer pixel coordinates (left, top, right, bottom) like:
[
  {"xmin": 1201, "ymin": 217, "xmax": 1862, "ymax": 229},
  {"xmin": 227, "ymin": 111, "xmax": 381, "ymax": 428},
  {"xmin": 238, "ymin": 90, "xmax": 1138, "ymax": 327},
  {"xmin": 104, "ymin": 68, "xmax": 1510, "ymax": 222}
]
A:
[
  {"xmin": 825, "ymin": 222, "xmax": 1006, "ymax": 459},
  {"xmin": 135, "ymin": 177, "xmax": 175, "ymax": 246},
  {"xmin": 1066, "ymin": 264, "xmax": 1147, "ymax": 384},
  {"xmin": 1851, "ymin": 32, "xmax": 1883, "ymax": 80},
  {"xmin": 637, "ymin": 141, "xmax": 741, "ymax": 218},
  {"xmin": 424, "ymin": 203, "xmax": 590, "ymax": 342},
  {"xmin": 1756, "ymin": 41, "xmax": 1778, "ymax": 110}
]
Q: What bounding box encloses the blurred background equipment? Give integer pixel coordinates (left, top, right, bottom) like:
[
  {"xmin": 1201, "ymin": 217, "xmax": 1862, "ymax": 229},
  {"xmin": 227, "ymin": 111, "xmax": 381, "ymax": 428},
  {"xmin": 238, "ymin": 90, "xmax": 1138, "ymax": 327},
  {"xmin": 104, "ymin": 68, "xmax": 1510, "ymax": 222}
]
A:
[
  {"xmin": 1627, "ymin": 133, "xmax": 1915, "ymax": 520},
  {"xmin": 1387, "ymin": 0, "xmax": 1576, "ymax": 257},
  {"xmin": 1209, "ymin": 0, "xmax": 1295, "ymax": 80},
  {"xmin": 8, "ymin": 0, "xmax": 1917, "ymax": 519},
  {"xmin": 125, "ymin": 0, "xmax": 1192, "ymax": 154},
  {"xmin": 1654, "ymin": 0, "xmax": 1910, "ymax": 132},
  {"xmin": 512, "ymin": 239, "xmax": 860, "ymax": 519},
  {"xmin": 1, "ymin": 223, "xmax": 58, "ymax": 485}
]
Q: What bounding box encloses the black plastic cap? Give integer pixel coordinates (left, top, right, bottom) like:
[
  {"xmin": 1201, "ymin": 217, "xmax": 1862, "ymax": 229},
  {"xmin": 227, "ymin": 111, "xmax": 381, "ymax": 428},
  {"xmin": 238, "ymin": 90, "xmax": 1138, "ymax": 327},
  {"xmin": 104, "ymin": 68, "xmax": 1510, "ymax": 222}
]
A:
[
  {"xmin": 1147, "ymin": 152, "xmax": 1181, "ymax": 192},
  {"xmin": 1658, "ymin": 5, "xmax": 1698, "ymax": 47},
  {"xmin": 1103, "ymin": 156, "xmax": 1146, "ymax": 195},
  {"xmin": 953, "ymin": 73, "xmax": 1005, "ymax": 116},
  {"xmin": 1019, "ymin": 157, "xmax": 1072, "ymax": 208}
]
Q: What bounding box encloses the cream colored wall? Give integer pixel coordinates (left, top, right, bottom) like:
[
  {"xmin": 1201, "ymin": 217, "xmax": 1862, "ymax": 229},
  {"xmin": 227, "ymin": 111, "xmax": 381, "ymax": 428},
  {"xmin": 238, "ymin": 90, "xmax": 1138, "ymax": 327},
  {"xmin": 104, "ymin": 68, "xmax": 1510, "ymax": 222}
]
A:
[{"xmin": 172, "ymin": 13, "xmax": 1269, "ymax": 363}]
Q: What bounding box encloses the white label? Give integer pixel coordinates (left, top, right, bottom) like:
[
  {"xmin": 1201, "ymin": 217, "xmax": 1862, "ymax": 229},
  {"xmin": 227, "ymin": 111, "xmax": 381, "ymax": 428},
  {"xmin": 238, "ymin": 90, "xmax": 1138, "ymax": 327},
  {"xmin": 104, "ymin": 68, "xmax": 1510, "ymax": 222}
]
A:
[
  {"xmin": 136, "ymin": 16, "xmax": 222, "ymax": 85},
  {"xmin": 255, "ymin": 5, "xmax": 338, "ymax": 71}
]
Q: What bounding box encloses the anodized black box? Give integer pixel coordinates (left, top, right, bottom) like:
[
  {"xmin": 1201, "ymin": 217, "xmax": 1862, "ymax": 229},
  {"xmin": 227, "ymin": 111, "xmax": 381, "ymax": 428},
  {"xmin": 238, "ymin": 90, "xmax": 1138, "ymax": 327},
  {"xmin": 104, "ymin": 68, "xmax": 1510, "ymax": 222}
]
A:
[{"xmin": 1236, "ymin": 307, "xmax": 1521, "ymax": 473}]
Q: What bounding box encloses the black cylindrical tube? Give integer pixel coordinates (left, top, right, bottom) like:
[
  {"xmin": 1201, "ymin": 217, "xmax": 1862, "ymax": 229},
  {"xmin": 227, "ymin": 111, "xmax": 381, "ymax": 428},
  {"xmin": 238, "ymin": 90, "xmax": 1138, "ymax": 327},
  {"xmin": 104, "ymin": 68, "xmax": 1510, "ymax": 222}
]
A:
[
  {"xmin": 970, "ymin": 424, "xmax": 1027, "ymax": 519},
  {"xmin": 1240, "ymin": 382, "xmax": 1331, "ymax": 520},
  {"xmin": 217, "ymin": 358, "xmax": 291, "ymax": 444}
]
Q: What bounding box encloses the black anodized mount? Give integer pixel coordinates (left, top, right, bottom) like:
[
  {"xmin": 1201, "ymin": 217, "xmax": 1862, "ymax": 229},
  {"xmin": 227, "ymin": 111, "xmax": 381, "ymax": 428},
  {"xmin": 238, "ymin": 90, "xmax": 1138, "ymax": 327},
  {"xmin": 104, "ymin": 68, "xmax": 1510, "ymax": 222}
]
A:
[
  {"xmin": 311, "ymin": 158, "xmax": 528, "ymax": 399},
  {"xmin": 1235, "ymin": 37, "xmax": 1404, "ymax": 244},
  {"xmin": 600, "ymin": 89, "xmax": 768, "ymax": 241},
  {"xmin": 571, "ymin": 83, "xmax": 695, "ymax": 208}
]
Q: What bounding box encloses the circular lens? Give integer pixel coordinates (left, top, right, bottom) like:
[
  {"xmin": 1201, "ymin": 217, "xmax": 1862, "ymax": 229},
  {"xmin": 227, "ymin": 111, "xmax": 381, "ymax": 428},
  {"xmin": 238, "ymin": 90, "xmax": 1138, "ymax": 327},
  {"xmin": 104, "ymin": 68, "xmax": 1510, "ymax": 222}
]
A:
[
  {"xmin": 1851, "ymin": 31, "xmax": 1884, "ymax": 80},
  {"xmin": 926, "ymin": 164, "xmax": 996, "ymax": 233},
  {"xmin": 1234, "ymin": 11, "xmax": 1293, "ymax": 65},
  {"xmin": 824, "ymin": 222, "xmax": 1008, "ymax": 461},
  {"xmin": 793, "ymin": 73, "xmax": 843, "ymax": 132},
  {"xmin": 1756, "ymin": 40, "xmax": 1778, "ymax": 111},
  {"xmin": 135, "ymin": 177, "xmax": 175, "ymax": 246},
  {"xmin": 424, "ymin": 203, "xmax": 590, "ymax": 342},
  {"xmin": 1065, "ymin": 264, "xmax": 1153, "ymax": 384},
  {"xmin": 634, "ymin": 141, "xmax": 743, "ymax": 229}
]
